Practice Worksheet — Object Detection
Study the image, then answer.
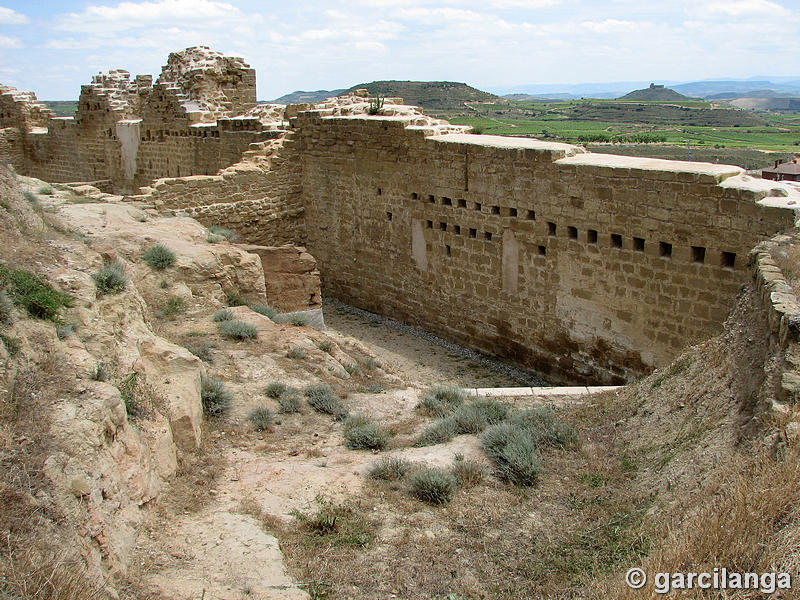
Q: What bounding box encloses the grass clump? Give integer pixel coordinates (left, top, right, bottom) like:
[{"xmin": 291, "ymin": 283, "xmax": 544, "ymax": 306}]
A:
[
  {"xmin": 305, "ymin": 384, "xmax": 348, "ymax": 419},
  {"xmin": 217, "ymin": 320, "xmax": 258, "ymax": 340},
  {"xmin": 413, "ymin": 416, "xmax": 457, "ymax": 447},
  {"xmin": 416, "ymin": 384, "xmax": 465, "ymax": 417},
  {"xmin": 158, "ymin": 295, "xmax": 185, "ymax": 319},
  {"xmin": 276, "ymin": 388, "xmax": 303, "ymax": 413},
  {"xmin": 0, "ymin": 289, "xmax": 14, "ymax": 323},
  {"xmin": 37, "ymin": 186, "xmax": 53, "ymax": 195},
  {"xmin": 481, "ymin": 422, "xmax": 542, "ymax": 486},
  {"xmin": 91, "ymin": 363, "xmax": 109, "ymax": 382},
  {"xmin": 226, "ymin": 290, "xmax": 247, "ymax": 307},
  {"xmin": 249, "ymin": 304, "xmax": 277, "ymax": 320},
  {"xmin": 142, "ymin": 243, "xmax": 176, "ymax": 270},
  {"xmin": 118, "ymin": 372, "xmax": 146, "ymax": 418},
  {"xmin": 265, "ymin": 381, "xmax": 288, "ymax": 399},
  {"xmin": 343, "ymin": 415, "xmax": 390, "ymax": 451},
  {"xmin": 92, "ymin": 261, "xmax": 127, "ymax": 296},
  {"xmin": 451, "ymin": 453, "xmax": 484, "ymax": 487},
  {"xmin": 23, "ymin": 190, "xmax": 41, "ymax": 210},
  {"xmin": 248, "ymin": 406, "xmax": 274, "ymax": 431},
  {"xmin": 343, "ymin": 362, "xmax": 362, "ymax": 376},
  {"xmin": 208, "ymin": 225, "xmax": 236, "ymax": 242},
  {"xmin": 317, "ymin": 340, "xmax": 333, "ymax": 352},
  {"xmin": 211, "ymin": 308, "xmax": 234, "ymax": 322},
  {"xmin": 290, "ymin": 315, "xmax": 308, "ymax": 327},
  {"xmin": 0, "ymin": 264, "xmax": 73, "ymax": 321},
  {"xmin": 452, "ymin": 402, "xmax": 490, "ymax": 434},
  {"xmin": 409, "ymin": 466, "xmax": 458, "ymax": 505},
  {"xmin": 508, "ymin": 407, "xmax": 578, "ymax": 449},
  {"xmin": 368, "ymin": 456, "xmax": 412, "ymax": 481},
  {"xmin": 201, "ymin": 375, "xmax": 232, "ymax": 417},
  {"xmin": 185, "ymin": 340, "xmax": 215, "ymax": 362},
  {"xmin": 287, "ymin": 345, "xmax": 307, "ymax": 359},
  {"xmin": 292, "ymin": 497, "xmax": 375, "ymax": 548},
  {"xmin": 0, "ymin": 333, "xmax": 20, "ymax": 355}
]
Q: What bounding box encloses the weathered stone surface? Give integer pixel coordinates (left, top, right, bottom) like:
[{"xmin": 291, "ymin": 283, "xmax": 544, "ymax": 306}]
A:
[{"xmin": 238, "ymin": 243, "xmax": 322, "ymax": 311}]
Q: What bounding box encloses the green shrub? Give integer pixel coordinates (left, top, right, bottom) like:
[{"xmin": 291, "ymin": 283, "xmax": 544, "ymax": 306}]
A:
[
  {"xmin": 413, "ymin": 417, "xmax": 457, "ymax": 447},
  {"xmin": 158, "ymin": 296, "xmax": 185, "ymax": 319},
  {"xmin": 0, "ymin": 289, "xmax": 14, "ymax": 324},
  {"xmin": 92, "ymin": 261, "xmax": 127, "ymax": 296},
  {"xmin": 159, "ymin": 278, "xmax": 170, "ymax": 289},
  {"xmin": 206, "ymin": 233, "xmax": 225, "ymax": 243},
  {"xmin": 201, "ymin": 375, "xmax": 232, "ymax": 417},
  {"xmin": 305, "ymin": 384, "xmax": 348, "ymax": 419},
  {"xmin": 343, "ymin": 416, "xmax": 390, "ymax": 451},
  {"xmin": 368, "ymin": 456, "xmax": 412, "ymax": 481},
  {"xmin": 367, "ymin": 96, "xmax": 385, "ymax": 115},
  {"xmin": 508, "ymin": 407, "xmax": 578, "ymax": 449},
  {"xmin": 37, "ymin": 186, "xmax": 53, "ymax": 195},
  {"xmin": 142, "ymin": 244, "xmax": 176, "ymax": 270},
  {"xmin": 416, "ymin": 384, "xmax": 465, "ymax": 416},
  {"xmin": 363, "ymin": 383, "xmax": 384, "ymax": 394},
  {"xmin": 211, "ymin": 308, "xmax": 234, "ymax": 322},
  {"xmin": 0, "ymin": 264, "xmax": 73, "ymax": 321},
  {"xmin": 290, "ymin": 315, "xmax": 308, "ymax": 327},
  {"xmin": 217, "ymin": 320, "xmax": 258, "ymax": 340},
  {"xmin": 265, "ymin": 381, "xmax": 287, "ymax": 399},
  {"xmin": 452, "ymin": 403, "xmax": 489, "ymax": 434},
  {"xmin": 363, "ymin": 357, "xmax": 378, "ymax": 371},
  {"xmin": 208, "ymin": 225, "xmax": 236, "ymax": 242},
  {"xmin": 451, "ymin": 453, "xmax": 484, "ymax": 487},
  {"xmin": 287, "ymin": 345, "xmax": 307, "ymax": 359},
  {"xmin": 409, "ymin": 467, "xmax": 457, "ymax": 505},
  {"xmin": 276, "ymin": 389, "xmax": 303, "ymax": 413},
  {"xmin": 317, "ymin": 340, "xmax": 333, "ymax": 353},
  {"xmin": 481, "ymin": 423, "xmax": 542, "ymax": 486},
  {"xmin": 249, "ymin": 304, "xmax": 277, "ymax": 320},
  {"xmin": 248, "ymin": 406, "xmax": 274, "ymax": 431},
  {"xmin": 56, "ymin": 323, "xmax": 75, "ymax": 340},
  {"xmin": 471, "ymin": 398, "xmax": 509, "ymax": 424}
]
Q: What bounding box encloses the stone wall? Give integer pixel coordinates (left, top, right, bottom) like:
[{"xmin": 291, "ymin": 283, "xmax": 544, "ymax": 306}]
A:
[
  {"xmin": 134, "ymin": 135, "xmax": 304, "ymax": 246},
  {"xmin": 294, "ymin": 113, "xmax": 797, "ymax": 384}
]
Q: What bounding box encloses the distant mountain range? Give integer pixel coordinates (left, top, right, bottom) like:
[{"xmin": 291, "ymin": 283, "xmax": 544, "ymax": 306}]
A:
[
  {"xmin": 269, "ymin": 78, "xmax": 800, "ymax": 109},
  {"xmin": 489, "ymin": 78, "xmax": 800, "ymax": 100}
]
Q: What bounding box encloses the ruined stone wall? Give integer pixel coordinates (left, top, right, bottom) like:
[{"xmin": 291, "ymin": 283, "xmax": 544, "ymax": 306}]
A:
[
  {"xmin": 295, "ymin": 113, "xmax": 796, "ymax": 384},
  {"xmin": 136, "ymin": 134, "xmax": 304, "ymax": 246},
  {"xmin": 0, "ymin": 48, "xmax": 270, "ymax": 193}
]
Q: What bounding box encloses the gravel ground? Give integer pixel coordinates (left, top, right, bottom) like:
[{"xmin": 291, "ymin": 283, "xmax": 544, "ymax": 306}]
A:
[{"xmin": 324, "ymin": 297, "xmax": 549, "ymax": 388}]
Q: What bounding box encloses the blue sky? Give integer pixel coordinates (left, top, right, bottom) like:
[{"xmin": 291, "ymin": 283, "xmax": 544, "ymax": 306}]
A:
[{"xmin": 0, "ymin": 0, "xmax": 798, "ymax": 100}]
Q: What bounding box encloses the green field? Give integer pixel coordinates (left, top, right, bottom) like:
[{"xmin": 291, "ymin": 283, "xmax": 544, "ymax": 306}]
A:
[
  {"xmin": 445, "ymin": 98, "xmax": 800, "ymax": 168},
  {"xmin": 42, "ymin": 101, "xmax": 78, "ymax": 117}
]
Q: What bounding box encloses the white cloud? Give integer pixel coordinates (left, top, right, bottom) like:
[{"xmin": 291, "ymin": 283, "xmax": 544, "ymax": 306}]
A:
[
  {"xmin": 0, "ymin": 35, "xmax": 21, "ymax": 49},
  {"xmin": 691, "ymin": 0, "xmax": 790, "ymax": 17},
  {"xmin": 580, "ymin": 19, "xmax": 642, "ymax": 33},
  {"xmin": 0, "ymin": 6, "xmax": 28, "ymax": 24},
  {"xmin": 55, "ymin": 0, "xmax": 245, "ymax": 33}
]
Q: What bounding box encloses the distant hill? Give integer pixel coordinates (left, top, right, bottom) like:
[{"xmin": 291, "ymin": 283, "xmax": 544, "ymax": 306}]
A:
[
  {"xmin": 503, "ymin": 94, "xmax": 553, "ymax": 102},
  {"xmin": 42, "ymin": 101, "xmax": 77, "ymax": 116},
  {"xmin": 618, "ymin": 84, "xmax": 693, "ymax": 101},
  {"xmin": 270, "ymin": 89, "xmax": 346, "ymax": 104},
  {"xmin": 343, "ymin": 81, "xmax": 497, "ymax": 113}
]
